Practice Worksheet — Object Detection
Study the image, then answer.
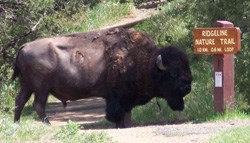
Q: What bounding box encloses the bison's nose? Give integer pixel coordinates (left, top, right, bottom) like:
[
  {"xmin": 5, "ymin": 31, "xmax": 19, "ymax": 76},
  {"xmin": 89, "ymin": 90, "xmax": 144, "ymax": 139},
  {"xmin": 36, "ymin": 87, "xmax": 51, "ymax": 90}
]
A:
[
  {"xmin": 179, "ymin": 84, "xmax": 191, "ymax": 97},
  {"xmin": 183, "ymin": 85, "xmax": 191, "ymax": 94}
]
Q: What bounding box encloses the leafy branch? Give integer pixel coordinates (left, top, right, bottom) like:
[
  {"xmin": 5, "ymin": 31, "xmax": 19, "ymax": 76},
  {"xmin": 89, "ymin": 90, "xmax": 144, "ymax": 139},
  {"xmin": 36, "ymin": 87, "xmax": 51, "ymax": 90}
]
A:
[{"xmin": 0, "ymin": 11, "xmax": 46, "ymax": 61}]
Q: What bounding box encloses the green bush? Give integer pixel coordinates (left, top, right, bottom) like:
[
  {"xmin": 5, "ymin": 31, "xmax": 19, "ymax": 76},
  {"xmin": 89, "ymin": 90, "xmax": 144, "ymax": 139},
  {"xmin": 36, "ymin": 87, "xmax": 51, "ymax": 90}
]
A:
[
  {"xmin": 0, "ymin": 64, "xmax": 18, "ymax": 114},
  {"xmin": 53, "ymin": 120, "xmax": 81, "ymax": 142},
  {"xmin": 132, "ymin": 98, "xmax": 176, "ymax": 124},
  {"xmin": 53, "ymin": 120, "xmax": 115, "ymax": 143}
]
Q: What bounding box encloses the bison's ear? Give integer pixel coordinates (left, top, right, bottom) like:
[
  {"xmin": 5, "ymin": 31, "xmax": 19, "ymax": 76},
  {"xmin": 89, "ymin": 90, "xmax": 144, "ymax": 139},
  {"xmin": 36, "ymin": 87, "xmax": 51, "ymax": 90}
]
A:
[{"xmin": 156, "ymin": 55, "xmax": 167, "ymax": 71}]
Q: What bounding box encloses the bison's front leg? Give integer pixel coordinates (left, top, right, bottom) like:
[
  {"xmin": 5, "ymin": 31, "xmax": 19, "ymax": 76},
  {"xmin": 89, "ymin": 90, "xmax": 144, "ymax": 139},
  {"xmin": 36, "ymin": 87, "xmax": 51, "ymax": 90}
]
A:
[
  {"xmin": 115, "ymin": 111, "xmax": 131, "ymax": 128},
  {"xmin": 105, "ymin": 96, "xmax": 132, "ymax": 128}
]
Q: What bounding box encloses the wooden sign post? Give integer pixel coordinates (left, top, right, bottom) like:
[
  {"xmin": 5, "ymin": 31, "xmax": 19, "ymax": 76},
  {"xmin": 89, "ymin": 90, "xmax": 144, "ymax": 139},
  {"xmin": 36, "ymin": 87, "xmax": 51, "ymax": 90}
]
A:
[{"xmin": 193, "ymin": 20, "xmax": 241, "ymax": 112}]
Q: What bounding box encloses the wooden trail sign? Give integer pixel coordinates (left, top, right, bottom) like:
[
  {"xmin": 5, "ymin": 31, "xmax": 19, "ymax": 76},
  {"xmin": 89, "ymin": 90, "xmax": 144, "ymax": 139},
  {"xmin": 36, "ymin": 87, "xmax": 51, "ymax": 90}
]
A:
[
  {"xmin": 193, "ymin": 20, "xmax": 241, "ymax": 112},
  {"xmin": 194, "ymin": 27, "xmax": 240, "ymax": 54}
]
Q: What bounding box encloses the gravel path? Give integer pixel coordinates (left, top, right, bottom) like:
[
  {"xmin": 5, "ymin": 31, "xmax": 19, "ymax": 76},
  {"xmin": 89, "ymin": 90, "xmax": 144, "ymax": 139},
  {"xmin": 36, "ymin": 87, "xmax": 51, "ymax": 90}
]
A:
[
  {"xmin": 103, "ymin": 7, "xmax": 156, "ymax": 29},
  {"xmin": 85, "ymin": 120, "xmax": 250, "ymax": 143},
  {"xmin": 46, "ymin": 98, "xmax": 250, "ymax": 143}
]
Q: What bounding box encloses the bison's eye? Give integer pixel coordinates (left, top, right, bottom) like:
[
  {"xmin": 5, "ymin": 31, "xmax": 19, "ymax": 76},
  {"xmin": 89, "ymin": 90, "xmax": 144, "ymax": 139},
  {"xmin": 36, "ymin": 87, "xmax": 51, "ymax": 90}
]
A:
[
  {"xmin": 181, "ymin": 78, "xmax": 192, "ymax": 86},
  {"xmin": 157, "ymin": 72, "xmax": 171, "ymax": 84},
  {"xmin": 170, "ymin": 70, "xmax": 180, "ymax": 78}
]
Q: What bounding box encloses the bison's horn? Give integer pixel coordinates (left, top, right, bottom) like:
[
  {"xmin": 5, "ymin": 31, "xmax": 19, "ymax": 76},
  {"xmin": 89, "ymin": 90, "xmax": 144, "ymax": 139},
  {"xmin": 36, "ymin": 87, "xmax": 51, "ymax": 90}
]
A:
[{"xmin": 156, "ymin": 55, "xmax": 167, "ymax": 71}]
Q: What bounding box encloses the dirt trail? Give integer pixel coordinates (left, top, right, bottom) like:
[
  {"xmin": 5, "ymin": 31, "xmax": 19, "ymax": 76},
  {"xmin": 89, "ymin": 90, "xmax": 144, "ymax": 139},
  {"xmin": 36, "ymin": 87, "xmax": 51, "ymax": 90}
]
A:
[
  {"xmin": 46, "ymin": 97, "xmax": 250, "ymax": 143},
  {"xmin": 103, "ymin": 7, "xmax": 156, "ymax": 29},
  {"xmin": 46, "ymin": 97, "xmax": 106, "ymax": 127},
  {"xmin": 101, "ymin": 120, "xmax": 250, "ymax": 143}
]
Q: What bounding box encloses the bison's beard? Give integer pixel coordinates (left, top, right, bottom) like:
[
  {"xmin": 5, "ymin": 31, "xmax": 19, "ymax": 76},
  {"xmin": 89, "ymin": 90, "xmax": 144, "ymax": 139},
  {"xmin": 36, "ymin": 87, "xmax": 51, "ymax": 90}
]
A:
[{"xmin": 167, "ymin": 97, "xmax": 184, "ymax": 111}]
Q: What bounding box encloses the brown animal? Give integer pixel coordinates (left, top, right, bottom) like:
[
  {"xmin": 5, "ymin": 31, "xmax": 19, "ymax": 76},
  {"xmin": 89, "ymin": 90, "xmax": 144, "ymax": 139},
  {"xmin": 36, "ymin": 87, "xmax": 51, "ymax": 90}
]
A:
[{"xmin": 13, "ymin": 28, "xmax": 192, "ymax": 128}]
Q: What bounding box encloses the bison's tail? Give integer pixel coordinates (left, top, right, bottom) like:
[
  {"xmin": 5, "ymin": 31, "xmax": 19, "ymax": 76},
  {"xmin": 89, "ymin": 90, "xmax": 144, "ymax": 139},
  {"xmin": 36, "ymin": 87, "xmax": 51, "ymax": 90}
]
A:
[
  {"xmin": 12, "ymin": 45, "xmax": 25, "ymax": 81},
  {"xmin": 12, "ymin": 64, "xmax": 20, "ymax": 81}
]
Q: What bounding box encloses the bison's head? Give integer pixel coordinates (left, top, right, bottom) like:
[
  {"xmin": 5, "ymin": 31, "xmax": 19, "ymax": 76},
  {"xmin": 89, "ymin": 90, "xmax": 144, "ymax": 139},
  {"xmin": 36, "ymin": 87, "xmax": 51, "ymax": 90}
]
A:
[{"xmin": 151, "ymin": 46, "xmax": 193, "ymax": 111}]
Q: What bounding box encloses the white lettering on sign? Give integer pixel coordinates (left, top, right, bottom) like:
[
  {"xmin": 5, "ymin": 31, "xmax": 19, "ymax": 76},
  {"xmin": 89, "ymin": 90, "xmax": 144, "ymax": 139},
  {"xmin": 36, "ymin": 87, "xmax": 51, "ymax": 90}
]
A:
[
  {"xmin": 195, "ymin": 39, "xmax": 215, "ymax": 45},
  {"xmin": 220, "ymin": 38, "xmax": 235, "ymax": 44},
  {"xmin": 211, "ymin": 47, "xmax": 222, "ymax": 52},
  {"xmin": 202, "ymin": 30, "xmax": 228, "ymax": 37},
  {"xmin": 224, "ymin": 47, "xmax": 234, "ymax": 52},
  {"xmin": 215, "ymin": 72, "xmax": 222, "ymax": 87},
  {"xmin": 197, "ymin": 47, "xmax": 208, "ymax": 52}
]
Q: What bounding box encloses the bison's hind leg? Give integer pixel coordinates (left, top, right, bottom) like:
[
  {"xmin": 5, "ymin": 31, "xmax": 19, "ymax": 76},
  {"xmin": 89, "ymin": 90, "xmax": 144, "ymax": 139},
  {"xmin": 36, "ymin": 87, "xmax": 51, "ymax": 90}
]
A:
[
  {"xmin": 62, "ymin": 101, "xmax": 67, "ymax": 108},
  {"xmin": 14, "ymin": 87, "xmax": 32, "ymax": 123},
  {"xmin": 33, "ymin": 90, "xmax": 50, "ymax": 124}
]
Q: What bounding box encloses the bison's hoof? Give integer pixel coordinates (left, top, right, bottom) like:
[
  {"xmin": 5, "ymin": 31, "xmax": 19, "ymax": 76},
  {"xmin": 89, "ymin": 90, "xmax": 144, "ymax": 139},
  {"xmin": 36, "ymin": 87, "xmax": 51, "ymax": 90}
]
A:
[
  {"xmin": 42, "ymin": 116, "xmax": 51, "ymax": 125},
  {"xmin": 116, "ymin": 123, "xmax": 126, "ymax": 128}
]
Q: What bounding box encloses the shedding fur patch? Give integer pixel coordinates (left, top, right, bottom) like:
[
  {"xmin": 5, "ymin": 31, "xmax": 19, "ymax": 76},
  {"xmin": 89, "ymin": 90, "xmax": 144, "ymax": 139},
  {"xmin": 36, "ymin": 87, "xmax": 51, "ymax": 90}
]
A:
[{"xmin": 129, "ymin": 31, "xmax": 152, "ymax": 47}]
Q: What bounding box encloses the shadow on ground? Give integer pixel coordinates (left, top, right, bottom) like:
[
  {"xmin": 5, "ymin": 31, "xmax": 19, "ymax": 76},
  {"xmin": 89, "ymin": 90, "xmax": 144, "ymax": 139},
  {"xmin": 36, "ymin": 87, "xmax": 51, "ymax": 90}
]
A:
[
  {"xmin": 44, "ymin": 97, "xmax": 188, "ymax": 129},
  {"xmin": 21, "ymin": 97, "xmax": 187, "ymax": 129}
]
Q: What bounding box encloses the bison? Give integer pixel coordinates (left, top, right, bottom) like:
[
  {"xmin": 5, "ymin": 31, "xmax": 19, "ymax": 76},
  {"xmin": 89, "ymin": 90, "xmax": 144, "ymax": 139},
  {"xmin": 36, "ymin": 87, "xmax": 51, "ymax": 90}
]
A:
[{"xmin": 13, "ymin": 28, "xmax": 192, "ymax": 128}]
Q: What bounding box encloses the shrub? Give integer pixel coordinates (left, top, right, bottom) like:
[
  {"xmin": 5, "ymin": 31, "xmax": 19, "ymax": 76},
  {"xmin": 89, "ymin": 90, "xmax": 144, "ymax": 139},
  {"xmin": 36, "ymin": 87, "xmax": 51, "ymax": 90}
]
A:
[
  {"xmin": 53, "ymin": 120, "xmax": 81, "ymax": 142},
  {"xmin": 53, "ymin": 120, "xmax": 115, "ymax": 143},
  {"xmin": 0, "ymin": 64, "xmax": 18, "ymax": 114}
]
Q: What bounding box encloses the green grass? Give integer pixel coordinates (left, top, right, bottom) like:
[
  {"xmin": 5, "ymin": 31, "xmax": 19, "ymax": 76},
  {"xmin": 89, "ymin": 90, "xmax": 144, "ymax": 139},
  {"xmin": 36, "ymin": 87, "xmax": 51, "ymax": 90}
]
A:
[
  {"xmin": 53, "ymin": 120, "xmax": 115, "ymax": 143},
  {"xmin": 132, "ymin": 98, "xmax": 181, "ymax": 125},
  {"xmin": 132, "ymin": 97, "xmax": 250, "ymax": 125},
  {"xmin": 0, "ymin": 116, "xmax": 51, "ymax": 143},
  {"xmin": 0, "ymin": 116, "xmax": 114, "ymax": 143},
  {"xmin": 210, "ymin": 109, "xmax": 250, "ymax": 121},
  {"xmin": 208, "ymin": 127, "xmax": 250, "ymax": 143},
  {"xmin": 64, "ymin": 2, "xmax": 132, "ymax": 33}
]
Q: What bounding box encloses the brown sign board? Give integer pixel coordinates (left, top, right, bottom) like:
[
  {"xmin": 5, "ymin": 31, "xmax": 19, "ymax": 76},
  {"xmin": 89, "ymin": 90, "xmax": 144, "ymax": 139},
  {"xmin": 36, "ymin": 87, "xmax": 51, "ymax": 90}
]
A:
[{"xmin": 194, "ymin": 27, "xmax": 240, "ymax": 54}]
